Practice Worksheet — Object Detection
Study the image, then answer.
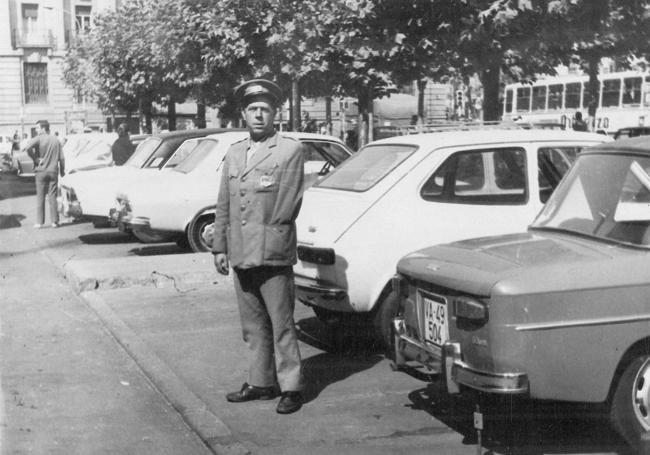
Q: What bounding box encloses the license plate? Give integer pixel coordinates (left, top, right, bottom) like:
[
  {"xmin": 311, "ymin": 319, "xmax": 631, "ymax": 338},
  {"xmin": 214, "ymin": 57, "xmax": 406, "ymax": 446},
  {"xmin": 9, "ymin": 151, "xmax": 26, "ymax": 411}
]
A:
[{"xmin": 422, "ymin": 292, "xmax": 449, "ymax": 347}]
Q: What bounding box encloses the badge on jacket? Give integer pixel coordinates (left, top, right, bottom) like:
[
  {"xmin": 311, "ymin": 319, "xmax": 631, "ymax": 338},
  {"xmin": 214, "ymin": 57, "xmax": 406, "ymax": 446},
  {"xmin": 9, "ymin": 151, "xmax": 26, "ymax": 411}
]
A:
[{"xmin": 260, "ymin": 175, "xmax": 275, "ymax": 187}]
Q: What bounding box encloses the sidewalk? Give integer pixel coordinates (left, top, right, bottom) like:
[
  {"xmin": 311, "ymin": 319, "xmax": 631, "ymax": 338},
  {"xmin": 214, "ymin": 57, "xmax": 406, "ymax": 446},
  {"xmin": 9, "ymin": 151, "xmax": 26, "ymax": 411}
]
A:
[{"xmin": 0, "ymin": 213, "xmax": 213, "ymax": 454}]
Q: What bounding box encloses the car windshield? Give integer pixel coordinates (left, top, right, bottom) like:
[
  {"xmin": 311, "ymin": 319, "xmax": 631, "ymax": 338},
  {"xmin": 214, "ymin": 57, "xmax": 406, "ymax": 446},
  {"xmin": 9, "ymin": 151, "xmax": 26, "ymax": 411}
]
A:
[
  {"xmin": 163, "ymin": 139, "xmax": 200, "ymax": 169},
  {"xmin": 532, "ymin": 152, "xmax": 650, "ymax": 247},
  {"xmin": 315, "ymin": 144, "xmax": 416, "ymax": 191},
  {"xmin": 173, "ymin": 139, "xmax": 219, "ymax": 174},
  {"xmin": 124, "ymin": 137, "xmax": 161, "ymax": 168}
]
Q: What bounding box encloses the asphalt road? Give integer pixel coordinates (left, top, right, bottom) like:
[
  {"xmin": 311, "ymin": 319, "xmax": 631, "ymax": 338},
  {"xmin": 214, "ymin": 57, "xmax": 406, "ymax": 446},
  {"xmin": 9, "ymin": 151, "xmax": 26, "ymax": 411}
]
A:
[{"xmin": 0, "ymin": 171, "xmax": 635, "ymax": 455}]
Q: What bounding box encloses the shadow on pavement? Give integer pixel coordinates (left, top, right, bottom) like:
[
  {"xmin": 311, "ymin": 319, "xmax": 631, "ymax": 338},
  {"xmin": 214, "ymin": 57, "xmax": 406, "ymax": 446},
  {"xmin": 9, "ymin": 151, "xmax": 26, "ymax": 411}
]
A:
[
  {"xmin": 296, "ymin": 316, "xmax": 384, "ymax": 403},
  {"xmin": 78, "ymin": 232, "xmax": 136, "ymax": 245},
  {"xmin": 0, "ymin": 214, "xmax": 26, "ymax": 229},
  {"xmin": 0, "ymin": 173, "xmax": 35, "ymax": 200},
  {"xmin": 129, "ymin": 244, "xmax": 187, "ymax": 256},
  {"xmin": 406, "ymin": 380, "xmax": 631, "ymax": 455}
]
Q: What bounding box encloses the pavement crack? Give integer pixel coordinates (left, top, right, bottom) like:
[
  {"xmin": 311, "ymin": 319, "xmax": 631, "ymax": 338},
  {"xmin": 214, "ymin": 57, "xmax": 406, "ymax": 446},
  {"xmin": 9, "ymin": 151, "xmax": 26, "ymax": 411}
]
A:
[{"xmin": 151, "ymin": 270, "xmax": 197, "ymax": 293}]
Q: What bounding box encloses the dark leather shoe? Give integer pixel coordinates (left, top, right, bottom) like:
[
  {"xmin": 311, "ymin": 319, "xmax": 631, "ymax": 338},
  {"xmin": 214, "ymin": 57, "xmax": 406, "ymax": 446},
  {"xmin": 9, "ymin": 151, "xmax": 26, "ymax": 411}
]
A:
[
  {"xmin": 276, "ymin": 391, "xmax": 303, "ymax": 414},
  {"xmin": 226, "ymin": 383, "xmax": 278, "ymax": 403}
]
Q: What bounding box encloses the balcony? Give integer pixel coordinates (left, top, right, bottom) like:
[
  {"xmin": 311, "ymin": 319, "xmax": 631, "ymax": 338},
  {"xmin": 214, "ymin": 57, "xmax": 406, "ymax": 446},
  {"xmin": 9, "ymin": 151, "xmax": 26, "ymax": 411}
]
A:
[{"xmin": 14, "ymin": 28, "xmax": 56, "ymax": 48}]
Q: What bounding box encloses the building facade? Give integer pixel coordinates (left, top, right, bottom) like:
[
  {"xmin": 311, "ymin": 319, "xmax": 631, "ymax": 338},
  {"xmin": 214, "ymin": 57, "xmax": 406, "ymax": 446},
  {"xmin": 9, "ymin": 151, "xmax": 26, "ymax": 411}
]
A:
[{"xmin": 0, "ymin": 0, "xmax": 117, "ymax": 139}]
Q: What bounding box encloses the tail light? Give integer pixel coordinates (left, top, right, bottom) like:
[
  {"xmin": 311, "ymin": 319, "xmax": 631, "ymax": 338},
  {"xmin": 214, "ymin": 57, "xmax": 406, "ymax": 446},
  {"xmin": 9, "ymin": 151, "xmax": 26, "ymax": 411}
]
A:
[
  {"xmin": 297, "ymin": 246, "xmax": 335, "ymax": 265},
  {"xmin": 453, "ymin": 295, "xmax": 488, "ymax": 322}
]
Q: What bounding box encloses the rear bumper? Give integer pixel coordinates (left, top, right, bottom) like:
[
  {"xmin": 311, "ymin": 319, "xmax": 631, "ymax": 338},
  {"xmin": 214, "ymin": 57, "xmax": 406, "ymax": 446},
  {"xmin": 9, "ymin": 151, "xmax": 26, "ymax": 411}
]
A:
[
  {"xmin": 393, "ymin": 317, "xmax": 529, "ymax": 395},
  {"xmin": 294, "ymin": 275, "xmax": 355, "ymax": 312}
]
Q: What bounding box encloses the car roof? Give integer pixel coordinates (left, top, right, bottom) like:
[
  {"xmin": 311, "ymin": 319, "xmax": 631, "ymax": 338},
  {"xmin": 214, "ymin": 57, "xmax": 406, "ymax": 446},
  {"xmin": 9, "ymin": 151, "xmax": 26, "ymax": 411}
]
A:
[
  {"xmin": 585, "ymin": 135, "xmax": 650, "ymax": 155},
  {"xmin": 366, "ymin": 128, "xmax": 607, "ymax": 149},
  {"xmin": 154, "ymin": 128, "xmax": 242, "ymax": 140},
  {"xmin": 203, "ymin": 130, "xmax": 348, "ymax": 145}
]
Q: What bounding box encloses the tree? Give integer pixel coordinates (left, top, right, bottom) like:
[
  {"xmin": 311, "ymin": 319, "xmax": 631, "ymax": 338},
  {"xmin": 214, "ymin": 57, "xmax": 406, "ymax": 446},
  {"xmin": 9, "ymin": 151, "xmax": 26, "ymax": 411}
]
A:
[{"xmin": 546, "ymin": 0, "xmax": 650, "ymax": 129}]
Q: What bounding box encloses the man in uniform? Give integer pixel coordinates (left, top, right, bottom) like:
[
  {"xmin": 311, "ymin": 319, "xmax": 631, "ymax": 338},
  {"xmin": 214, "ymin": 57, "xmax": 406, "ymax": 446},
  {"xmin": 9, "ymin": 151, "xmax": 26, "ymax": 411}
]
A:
[
  {"xmin": 212, "ymin": 79, "xmax": 305, "ymax": 414},
  {"xmin": 21, "ymin": 120, "xmax": 65, "ymax": 228}
]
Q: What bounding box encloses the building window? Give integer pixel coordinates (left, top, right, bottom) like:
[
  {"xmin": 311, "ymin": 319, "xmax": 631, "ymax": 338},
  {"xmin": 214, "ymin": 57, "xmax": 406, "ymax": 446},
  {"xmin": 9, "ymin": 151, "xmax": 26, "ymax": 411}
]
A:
[
  {"xmin": 22, "ymin": 3, "xmax": 39, "ymax": 32},
  {"xmin": 24, "ymin": 62, "xmax": 48, "ymax": 104},
  {"xmin": 75, "ymin": 5, "xmax": 92, "ymax": 32}
]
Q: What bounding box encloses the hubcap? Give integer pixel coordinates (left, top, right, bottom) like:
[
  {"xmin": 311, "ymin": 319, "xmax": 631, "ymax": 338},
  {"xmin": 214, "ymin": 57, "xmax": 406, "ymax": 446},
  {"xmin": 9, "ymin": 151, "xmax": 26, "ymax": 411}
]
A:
[{"xmin": 633, "ymin": 357, "xmax": 650, "ymax": 430}]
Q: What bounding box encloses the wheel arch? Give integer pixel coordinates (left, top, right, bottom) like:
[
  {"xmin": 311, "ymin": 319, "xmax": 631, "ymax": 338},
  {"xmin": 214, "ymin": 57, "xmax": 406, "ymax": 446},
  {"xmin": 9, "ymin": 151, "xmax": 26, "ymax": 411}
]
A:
[{"xmin": 605, "ymin": 336, "xmax": 650, "ymax": 405}]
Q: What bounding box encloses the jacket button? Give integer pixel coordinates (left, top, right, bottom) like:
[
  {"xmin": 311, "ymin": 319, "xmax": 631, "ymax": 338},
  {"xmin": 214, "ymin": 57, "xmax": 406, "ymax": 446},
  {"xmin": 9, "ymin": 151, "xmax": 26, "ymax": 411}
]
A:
[
  {"xmin": 241, "ymin": 205, "xmax": 246, "ymax": 211},
  {"xmin": 240, "ymin": 190, "xmax": 246, "ymax": 196},
  {"xmin": 241, "ymin": 220, "xmax": 247, "ymax": 226}
]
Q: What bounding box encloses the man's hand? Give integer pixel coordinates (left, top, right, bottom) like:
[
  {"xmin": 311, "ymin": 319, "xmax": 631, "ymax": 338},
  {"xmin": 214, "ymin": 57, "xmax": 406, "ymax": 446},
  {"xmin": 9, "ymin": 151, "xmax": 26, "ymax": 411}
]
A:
[{"xmin": 214, "ymin": 253, "xmax": 229, "ymax": 275}]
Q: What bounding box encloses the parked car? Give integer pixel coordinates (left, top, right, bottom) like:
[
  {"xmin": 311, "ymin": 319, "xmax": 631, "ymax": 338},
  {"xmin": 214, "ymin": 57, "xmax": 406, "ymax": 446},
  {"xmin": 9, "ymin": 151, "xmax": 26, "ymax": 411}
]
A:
[
  {"xmin": 58, "ymin": 128, "xmax": 231, "ymax": 226},
  {"xmin": 293, "ymin": 128, "xmax": 610, "ymax": 347},
  {"xmin": 613, "ymin": 126, "xmax": 650, "ymax": 140},
  {"xmin": 112, "ymin": 131, "xmax": 353, "ymax": 250},
  {"xmin": 391, "ymin": 135, "xmax": 650, "ymax": 452}
]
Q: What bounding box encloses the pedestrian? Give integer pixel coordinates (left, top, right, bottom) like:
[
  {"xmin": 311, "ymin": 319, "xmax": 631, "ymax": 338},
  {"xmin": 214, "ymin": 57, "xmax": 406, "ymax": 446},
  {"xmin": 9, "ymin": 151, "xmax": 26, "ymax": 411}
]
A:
[
  {"xmin": 212, "ymin": 79, "xmax": 305, "ymax": 414},
  {"xmin": 573, "ymin": 111, "xmax": 588, "ymax": 131},
  {"xmin": 111, "ymin": 123, "xmax": 135, "ymax": 165},
  {"xmin": 21, "ymin": 120, "xmax": 65, "ymax": 228}
]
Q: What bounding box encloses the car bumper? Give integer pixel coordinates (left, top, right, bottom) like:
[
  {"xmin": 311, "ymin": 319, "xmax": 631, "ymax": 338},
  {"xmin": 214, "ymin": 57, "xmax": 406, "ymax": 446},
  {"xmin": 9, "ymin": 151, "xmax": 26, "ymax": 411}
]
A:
[
  {"xmin": 392, "ymin": 317, "xmax": 529, "ymax": 395},
  {"xmin": 294, "ymin": 275, "xmax": 355, "ymax": 312}
]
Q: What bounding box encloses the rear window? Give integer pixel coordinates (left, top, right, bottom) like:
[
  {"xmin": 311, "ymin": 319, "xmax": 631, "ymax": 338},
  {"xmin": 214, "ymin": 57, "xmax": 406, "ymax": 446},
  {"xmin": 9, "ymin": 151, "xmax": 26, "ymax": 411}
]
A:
[{"xmin": 315, "ymin": 144, "xmax": 416, "ymax": 192}]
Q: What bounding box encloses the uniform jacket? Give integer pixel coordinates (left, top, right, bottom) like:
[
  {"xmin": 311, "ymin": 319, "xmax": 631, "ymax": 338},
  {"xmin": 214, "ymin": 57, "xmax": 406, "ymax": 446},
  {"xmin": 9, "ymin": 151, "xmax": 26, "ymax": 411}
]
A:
[{"xmin": 212, "ymin": 131, "xmax": 305, "ymax": 269}]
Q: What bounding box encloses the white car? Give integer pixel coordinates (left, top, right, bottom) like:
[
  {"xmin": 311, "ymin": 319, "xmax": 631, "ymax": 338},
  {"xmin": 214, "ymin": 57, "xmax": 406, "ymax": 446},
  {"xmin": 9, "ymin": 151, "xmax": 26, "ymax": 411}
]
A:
[
  {"xmin": 113, "ymin": 131, "xmax": 353, "ymax": 250},
  {"xmin": 58, "ymin": 128, "xmax": 228, "ymax": 226},
  {"xmin": 293, "ymin": 127, "xmax": 611, "ymax": 346}
]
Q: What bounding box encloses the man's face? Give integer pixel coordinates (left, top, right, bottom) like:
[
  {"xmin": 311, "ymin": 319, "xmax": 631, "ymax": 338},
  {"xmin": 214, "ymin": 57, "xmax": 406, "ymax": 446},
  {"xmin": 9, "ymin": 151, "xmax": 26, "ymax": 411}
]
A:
[{"xmin": 242, "ymin": 96, "xmax": 276, "ymax": 140}]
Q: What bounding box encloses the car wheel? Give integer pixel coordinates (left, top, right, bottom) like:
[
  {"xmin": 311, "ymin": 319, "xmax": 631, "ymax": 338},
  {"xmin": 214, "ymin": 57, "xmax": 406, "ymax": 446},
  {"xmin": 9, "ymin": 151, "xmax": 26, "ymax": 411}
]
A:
[
  {"xmin": 187, "ymin": 214, "xmax": 214, "ymax": 252},
  {"xmin": 132, "ymin": 228, "xmax": 176, "ymax": 244},
  {"xmin": 610, "ymin": 354, "xmax": 650, "ymax": 453},
  {"xmin": 371, "ymin": 289, "xmax": 400, "ymax": 353},
  {"xmin": 312, "ymin": 306, "xmax": 344, "ymax": 327},
  {"xmin": 175, "ymin": 235, "xmax": 190, "ymax": 250}
]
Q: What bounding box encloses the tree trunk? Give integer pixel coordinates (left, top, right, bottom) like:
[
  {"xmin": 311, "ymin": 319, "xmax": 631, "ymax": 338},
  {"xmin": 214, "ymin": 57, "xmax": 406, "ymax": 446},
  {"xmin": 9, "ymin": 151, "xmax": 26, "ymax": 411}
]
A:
[
  {"xmin": 139, "ymin": 98, "xmax": 153, "ymax": 134},
  {"xmin": 325, "ymin": 96, "xmax": 332, "ymax": 134},
  {"xmin": 480, "ymin": 60, "xmax": 501, "ymax": 122},
  {"xmin": 167, "ymin": 96, "xmax": 176, "ymax": 131},
  {"xmin": 417, "ymin": 79, "xmax": 427, "ymax": 123},
  {"xmin": 585, "ymin": 54, "xmax": 600, "ymax": 131},
  {"xmin": 196, "ymin": 101, "xmax": 206, "ymax": 128},
  {"xmin": 291, "ymin": 79, "xmax": 300, "ymax": 132}
]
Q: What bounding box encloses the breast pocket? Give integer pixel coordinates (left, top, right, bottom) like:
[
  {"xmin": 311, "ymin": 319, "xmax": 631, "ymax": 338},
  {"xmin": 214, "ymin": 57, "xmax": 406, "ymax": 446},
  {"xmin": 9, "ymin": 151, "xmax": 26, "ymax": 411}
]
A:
[{"xmin": 254, "ymin": 164, "xmax": 279, "ymax": 192}]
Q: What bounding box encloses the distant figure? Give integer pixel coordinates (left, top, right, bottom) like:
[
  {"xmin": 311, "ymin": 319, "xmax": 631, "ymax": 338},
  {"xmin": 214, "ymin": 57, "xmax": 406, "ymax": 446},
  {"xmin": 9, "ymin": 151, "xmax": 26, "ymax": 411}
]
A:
[
  {"xmin": 573, "ymin": 111, "xmax": 588, "ymax": 131},
  {"xmin": 21, "ymin": 120, "xmax": 65, "ymax": 228},
  {"xmin": 111, "ymin": 123, "xmax": 135, "ymax": 165}
]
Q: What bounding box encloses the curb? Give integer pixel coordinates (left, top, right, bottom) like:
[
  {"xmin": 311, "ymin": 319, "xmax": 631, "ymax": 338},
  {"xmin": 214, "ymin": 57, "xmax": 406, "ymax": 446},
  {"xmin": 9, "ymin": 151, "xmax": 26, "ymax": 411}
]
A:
[
  {"xmin": 81, "ymin": 291, "xmax": 251, "ymax": 455},
  {"xmin": 64, "ymin": 254, "xmax": 217, "ymax": 294}
]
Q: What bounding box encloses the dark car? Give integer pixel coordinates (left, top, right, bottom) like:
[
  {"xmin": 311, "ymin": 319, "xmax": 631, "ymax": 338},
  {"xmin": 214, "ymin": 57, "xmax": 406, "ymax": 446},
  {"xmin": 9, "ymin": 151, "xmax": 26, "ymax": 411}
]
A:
[
  {"xmin": 613, "ymin": 126, "xmax": 650, "ymax": 140},
  {"xmin": 391, "ymin": 135, "xmax": 650, "ymax": 452}
]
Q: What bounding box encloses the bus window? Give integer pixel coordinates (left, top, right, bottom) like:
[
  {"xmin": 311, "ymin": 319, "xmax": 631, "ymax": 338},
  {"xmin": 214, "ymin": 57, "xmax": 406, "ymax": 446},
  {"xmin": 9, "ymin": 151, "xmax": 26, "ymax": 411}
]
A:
[
  {"xmin": 548, "ymin": 84, "xmax": 563, "ymax": 110},
  {"xmin": 623, "ymin": 77, "xmax": 642, "ymax": 106},
  {"xmin": 602, "ymin": 79, "xmax": 621, "ymax": 107},
  {"xmin": 505, "ymin": 89, "xmax": 513, "ymax": 114},
  {"xmin": 532, "ymin": 86, "xmax": 546, "ymax": 111},
  {"xmin": 516, "ymin": 86, "xmax": 531, "ymax": 113},
  {"xmin": 566, "ymin": 82, "xmax": 581, "ymax": 109}
]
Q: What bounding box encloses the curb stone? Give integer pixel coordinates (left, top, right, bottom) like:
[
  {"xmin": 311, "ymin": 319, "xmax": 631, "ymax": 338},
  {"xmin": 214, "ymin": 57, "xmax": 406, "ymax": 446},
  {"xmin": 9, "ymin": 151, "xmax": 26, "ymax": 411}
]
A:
[{"xmin": 81, "ymin": 290, "xmax": 252, "ymax": 455}]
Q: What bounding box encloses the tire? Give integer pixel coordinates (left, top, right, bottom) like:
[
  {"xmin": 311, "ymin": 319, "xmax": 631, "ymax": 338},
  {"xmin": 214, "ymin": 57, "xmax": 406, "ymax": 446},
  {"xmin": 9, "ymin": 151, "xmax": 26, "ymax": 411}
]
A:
[
  {"xmin": 187, "ymin": 214, "xmax": 214, "ymax": 252},
  {"xmin": 610, "ymin": 355, "xmax": 650, "ymax": 453},
  {"xmin": 371, "ymin": 289, "xmax": 400, "ymax": 353},
  {"xmin": 132, "ymin": 227, "xmax": 176, "ymax": 243},
  {"xmin": 312, "ymin": 306, "xmax": 344, "ymax": 326},
  {"xmin": 175, "ymin": 235, "xmax": 190, "ymax": 250}
]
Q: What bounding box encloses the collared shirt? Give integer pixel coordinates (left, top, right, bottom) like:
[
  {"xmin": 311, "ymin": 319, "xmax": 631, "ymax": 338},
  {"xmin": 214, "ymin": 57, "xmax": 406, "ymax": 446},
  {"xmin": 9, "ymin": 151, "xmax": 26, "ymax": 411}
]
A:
[{"xmin": 246, "ymin": 133, "xmax": 274, "ymax": 165}]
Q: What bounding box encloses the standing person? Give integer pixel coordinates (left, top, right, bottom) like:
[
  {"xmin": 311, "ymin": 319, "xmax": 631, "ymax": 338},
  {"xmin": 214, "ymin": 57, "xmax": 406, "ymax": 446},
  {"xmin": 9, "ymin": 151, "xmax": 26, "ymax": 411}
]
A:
[
  {"xmin": 111, "ymin": 123, "xmax": 135, "ymax": 165},
  {"xmin": 573, "ymin": 111, "xmax": 588, "ymax": 131},
  {"xmin": 21, "ymin": 120, "xmax": 65, "ymax": 228},
  {"xmin": 212, "ymin": 79, "xmax": 305, "ymax": 414}
]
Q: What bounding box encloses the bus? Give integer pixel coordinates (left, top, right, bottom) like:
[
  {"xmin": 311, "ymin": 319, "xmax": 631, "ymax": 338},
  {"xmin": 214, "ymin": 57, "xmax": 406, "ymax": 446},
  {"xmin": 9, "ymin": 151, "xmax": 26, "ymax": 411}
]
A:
[{"xmin": 502, "ymin": 70, "xmax": 650, "ymax": 133}]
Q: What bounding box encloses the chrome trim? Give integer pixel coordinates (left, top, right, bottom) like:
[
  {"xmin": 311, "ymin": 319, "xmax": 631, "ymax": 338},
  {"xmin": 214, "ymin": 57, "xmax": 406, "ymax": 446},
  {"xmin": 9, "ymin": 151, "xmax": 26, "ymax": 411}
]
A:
[
  {"xmin": 394, "ymin": 320, "xmax": 528, "ymax": 395},
  {"xmin": 294, "ymin": 275, "xmax": 347, "ymax": 301},
  {"xmin": 127, "ymin": 216, "xmax": 151, "ymax": 227},
  {"xmin": 515, "ymin": 313, "xmax": 650, "ymax": 331}
]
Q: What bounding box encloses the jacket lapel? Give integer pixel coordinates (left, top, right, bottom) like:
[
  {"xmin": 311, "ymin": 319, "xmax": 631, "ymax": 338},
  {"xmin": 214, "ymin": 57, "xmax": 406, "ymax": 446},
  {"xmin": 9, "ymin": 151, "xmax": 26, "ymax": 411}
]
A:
[{"xmin": 242, "ymin": 132, "xmax": 279, "ymax": 177}]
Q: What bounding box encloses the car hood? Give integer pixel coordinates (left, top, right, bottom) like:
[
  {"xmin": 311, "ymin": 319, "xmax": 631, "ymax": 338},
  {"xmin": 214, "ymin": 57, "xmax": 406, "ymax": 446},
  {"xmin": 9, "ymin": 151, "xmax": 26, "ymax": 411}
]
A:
[
  {"xmin": 296, "ymin": 187, "xmax": 378, "ymax": 246},
  {"xmin": 396, "ymin": 231, "xmax": 641, "ymax": 296}
]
